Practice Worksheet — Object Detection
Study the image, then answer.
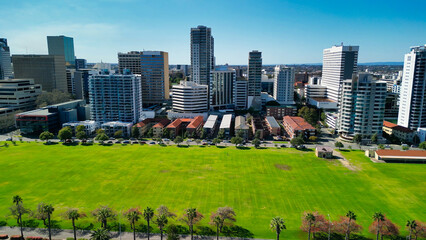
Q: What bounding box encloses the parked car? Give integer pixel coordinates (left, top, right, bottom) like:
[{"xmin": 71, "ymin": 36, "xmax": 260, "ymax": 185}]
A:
[
  {"xmin": 139, "ymin": 141, "xmax": 146, "ymax": 145},
  {"xmin": 122, "ymin": 140, "xmax": 130, "ymax": 144},
  {"xmin": 5, "ymin": 138, "xmax": 12, "ymax": 141},
  {"xmin": 107, "ymin": 141, "xmax": 113, "ymax": 144},
  {"xmin": 149, "ymin": 142, "xmax": 156, "ymax": 145},
  {"xmin": 280, "ymin": 144, "xmax": 286, "ymax": 148},
  {"xmin": 132, "ymin": 141, "xmax": 139, "ymax": 144},
  {"xmin": 115, "ymin": 141, "xmax": 121, "ymax": 144}
]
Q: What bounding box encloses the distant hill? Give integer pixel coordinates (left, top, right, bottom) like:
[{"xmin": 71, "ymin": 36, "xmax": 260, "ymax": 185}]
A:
[{"xmin": 358, "ymin": 62, "xmax": 403, "ymax": 66}]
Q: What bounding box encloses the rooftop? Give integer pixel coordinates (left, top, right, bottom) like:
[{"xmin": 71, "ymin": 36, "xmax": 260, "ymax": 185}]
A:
[
  {"xmin": 265, "ymin": 116, "xmax": 280, "ymax": 128},
  {"xmin": 204, "ymin": 115, "xmax": 218, "ymax": 129},
  {"xmin": 283, "ymin": 116, "xmax": 315, "ymax": 131},
  {"xmin": 316, "ymin": 146, "xmax": 333, "ymax": 153},
  {"xmin": 220, "ymin": 114, "xmax": 233, "ymax": 129},
  {"xmin": 383, "ymin": 121, "xmax": 414, "ymax": 133},
  {"xmin": 152, "ymin": 119, "xmax": 171, "ymax": 128},
  {"xmin": 312, "ymin": 97, "xmax": 335, "ymax": 103},
  {"xmin": 187, "ymin": 116, "xmax": 204, "ymax": 129},
  {"xmin": 376, "ymin": 150, "xmax": 426, "ymax": 158}
]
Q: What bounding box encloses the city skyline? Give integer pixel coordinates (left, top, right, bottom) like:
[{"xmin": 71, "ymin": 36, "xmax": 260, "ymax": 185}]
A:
[{"xmin": 1, "ymin": 0, "xmax": 425, "ymax": 64}]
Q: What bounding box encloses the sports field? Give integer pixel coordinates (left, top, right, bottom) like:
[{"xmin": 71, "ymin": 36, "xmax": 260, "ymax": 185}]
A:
[{"xmin": 0, "ymin": 142, "xmax": 424, "ymax": 239}]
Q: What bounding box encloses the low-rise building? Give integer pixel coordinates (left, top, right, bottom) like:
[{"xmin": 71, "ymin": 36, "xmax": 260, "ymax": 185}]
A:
[
  {"xmin": 283, "ymin": 116, "xmax": 316, "ymax": 139},
  {"xmin": 203, "ymin": 115, "xmax": 219, "ymax": 138},
  {"xmin": 374, "ymin": 149, "xmax": 426, "ymax": 163},
  {"xmin": 101, "ymin": 121, "xmax": 133, "ymax": 138},
  {"xmin": 63, "ymin": 120, "xmax": 98, "ymax": 136},
  {"xmin": 383, "ymin": 121, "xmax": 416, "ymax": 143},
  {"xmin": 315, "ymin": 146, "xmax": 333, "ymax": 159},
  {"xmin": 234, "ymin": 116, "xmax": 249, "ymax": 139},
  {"xmin": 219, "ymin": 114, "xmax": 233, "ymax": 138},
  {"xmin": 251, "ymin": 117, "xmax": 264, "ymax": 139},
  {"xmin": 418, "ymin": 128, "xmax": 426, "ymax": 143},
  {"xmin": 186, "ymin": 116, "xmax": 204, "ymax": 136},
  {"xmin": 265, "ymin": 116, "xmax": 280, "ymax": 136},
  {"xmin": 166, "ymin": 116, "xmax": 203, "ymax": 138},
  {"xmin": 152, "ymin": 119, "xmax": 171, "ymax": 138},
  {"xmin": 266, "ymin": 106, "xmax": 296, "ymax": 119},
  {"xmin": 134, "ymin": 118, "xmax": 164, "ymax": 136}
]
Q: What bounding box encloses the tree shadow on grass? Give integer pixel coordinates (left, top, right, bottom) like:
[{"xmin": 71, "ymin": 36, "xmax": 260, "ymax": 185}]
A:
[
  {"xmin": 298, "ymin": 148, "xmax": 313, "ymax": 152},
  {"xmin": 158, "ymin": 144, "xmax": 168, "ymax": 147},
  {"xmin": 339, "ymin": 149, "xmax": 350, "ymax": 152},
  {"xmin": 199, "ymin": 145, "xmax": 206, "ymax": 148},
  {"xmin": 216, "ymin": 146, "xmax": 227, "ymax": 149},
  {"xmin": 236, "ymin": 146, "xmax": 251, "ymax": 150},
  {"xmin": 177, "ymin": 145, "xmax": 189, "ymax": 148}
]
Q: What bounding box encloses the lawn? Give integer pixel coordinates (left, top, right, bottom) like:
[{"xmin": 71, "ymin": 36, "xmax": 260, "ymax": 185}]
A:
[{"xmin": 0, "ymin": 142, "xmax": 424, "ymax": 239}]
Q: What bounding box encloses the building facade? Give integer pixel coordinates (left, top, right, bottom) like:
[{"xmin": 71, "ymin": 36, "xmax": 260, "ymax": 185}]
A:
[
  {"xmin": 118, "ymin": 51, "xmax": 170, "ymax": 106},
  {"xmin": 0, "ymin": 79, "xmax": 42, "ymax": 110},
  {"xmin": 247, "ymin": 51, "xmax": 262, "ymax": 109},
  {"xmin": 47, "ymin": 35, "xmax": 75, "ymax": 66},
  {"xmin": 172, "ymin": 81, "xmax": 209, "ymax": 114},
  {"xmin": 283, "ymin": 116, "xmax": 316, "ymax": 139},
  {"xmin": 12, "ymin": 55, "xmax": 67, "ymax": 92},
  {"xmin": 233, "ymin": 79, "xmax": 248, "ymax": 110},
  {"xmin": 397, "ymin": 45, "xmax": 426, "ymax": 130},
  {"xmin": 321, "ymin": 45, "xmax": 359, "ymax": 103},
  {"xmin": 89, "ymin": 73, "xmax": 142, "ymax": 123},
  {"xmin": 0, "ymin": 38, "xmax": 13, "ymax": 80},
  {"xmin": 273, "ymin": 65, "xmax": 295, "ymax": 105},
  {"xmin": 338, "ymin": 74, "xmax": 386, "ymax": 141},
  {"xmin": 210, "ymin": 70, "xmax": 235, "ymax": 109},
  {"xmin": 190, "ymin": 26, "xmax": 214, "ymax": 86}
]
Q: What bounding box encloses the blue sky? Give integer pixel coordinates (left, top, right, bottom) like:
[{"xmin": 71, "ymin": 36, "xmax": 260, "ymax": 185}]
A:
[{"xmin": 1, "ymin": 0, "xmax": 425, "ymax": 64}]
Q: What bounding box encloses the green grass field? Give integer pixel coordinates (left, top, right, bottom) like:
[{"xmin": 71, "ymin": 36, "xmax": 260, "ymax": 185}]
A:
[{"xmin": 0, "ymin": 142, "xmax": 424, "ymax": 239}]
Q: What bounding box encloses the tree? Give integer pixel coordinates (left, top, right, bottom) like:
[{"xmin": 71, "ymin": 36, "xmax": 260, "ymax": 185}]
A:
[
  {"xmin": 92, "ymin": 206, "xmax": 116, "ymax": 229},
  {"xmin": 35, "ymin": 89, "xmax": 72, "ymax": 108},
  {"xmin": 344, "ymin": 211, "xmax": 357, "ymax": 240},
  {"xmin": 217, "ymin": 129, "xmax": 225, "ymax": 140},
  {"xmin": 403, "ymin": 145, "xmax": 410, "ymax": 150},
  {"xmin": 124, "ymin": 208, "xmax": 141, "ymax": 240},
  {"xmin": 371, "ymin": 133, "xmax": 378, "ymax": 144},
  {"xmin": 58, "ymin": 127, "xmax": 73, "ymax": 141},
  {"xmin": 255, "ymin": 130, "xmax": 261, "ymax": 139},
  {"xmin": 290, "ymin": 136, "xmax": 304, "ymax": 148},
  {"xmin": 378, "ymin": 144, "xmax": 385, "ymax": 150},
  {"xmin": 236, "ymin": 130, "xmax": 244, "ymax": 138},
  {"xmin": 332, "ymin": 216, "xmax": 362, "ymax": 238},
  {"xmin": 64, "ymin": 208, "xmax": 87, "ymax": 240},
  {"xmin": 303, "ymin": 212, "xmax": 316, "ymax": 240},
  {"xmin": 212, "ymin": 138, "xmax": 221, "ymax": 146},
  {"xmin": 90, "ymin": 228, "xmax": 111, "ymax": 240},
  {"xmin": 353, "ymin": 134, "xmax": 362, "ymax": 146},
  {"xmin": 95, "ymin": 133, "xmax": 109, "ymax": 143},
  {"xmin": 419, "ymin": 141, "xmax": 426, "ymax": 150},
  {"xmin": 335, "ymin": 141, "xmax": 344, "ymax": 150},
  {"xmin": 132, "ymin": 126, "xmax": 140, "ymax": 139},
  {"xmin": 371, "ymin": 212, "xmax": 385, "ymax": 240},
  {"xmin": 76, "ymin": 131, "xmax": 87, "ymax": 140},
  {"xmin": 309, "ymin": 136, "xmax": 318, "ymax": 142},
  {"xmin": 43, "ymin": 204, "xmax": 54, "ymax": 240},
  {"xmin": 143, "ymin": 207, "xmax": 154, "ymax": 240},
  {"xmin": 369, "ymin": 215, "xmax": 399, "ymax": 240},
  {"xmin": 180, "ymin": 208, "xmax": 204, "ymax": 240},
  {"xmin": 411, "ymin": 221, "xmax": 426, "ymax": 240},
  {"xmin": 270, "ymin": 217, "xmax": 286, "ymax": 240},
  {"xmin": 231, "ymin": 136, "xmax": 243, "ymax": 147},
  {"xmin": 166, "ymin": 225, "xmax": 180, "ymax": 240},
  {"xmin": 114, "ymin": 130, "xmax": 123, "ymax": 139},
  {"xmin": 407, "ymin": 220, "xmax": 417, "ymax": 240},
  {"xmin": 252, "ymin": 138, "xmax": 261, "ymax": 148},
  {"xmin": 174, "ymin": 136, "xmax": 183, "ymax": 146},
  {"xmin": 210, "ymin": 207, "xmax": 236, "ymax": 240},
  {"xmin": 35, "ymin": 202, "xmax": 49, "ymax": 226},
  {"xmin": 11, "ymin": 195, "xmax": 28, "ymax": 239},
  {"xmin": 200, "ymin": 128, "xmax": 206, "ymax": 139},
  {"xmin": 39, "ymin": 131, "xmax": 54, "ymax": 143},
  {"xmin": 76, "ymin": 125, "xmax": 85, "ymax": 133},
  {"xmin": 155, "ymin": 214, "xmax": 168, "ymax": 240}
]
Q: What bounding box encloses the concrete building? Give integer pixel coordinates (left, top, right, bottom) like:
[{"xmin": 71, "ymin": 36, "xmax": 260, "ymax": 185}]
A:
[
  {"xmin": 171, "ymin": 81, "xmax": 208, "ymax": 117},
  {"xmin": 266, "ymin": 106, "xmax": 297, "ymax": 119},
  {"xmin": 47, "ymin": 35, "xmax": 75, "ymax": 66},
  {"xmin": 101, "ymin": 121, "xmax": 133, "ymax": 138},
  {"xmin": 273, "ymin": 65, "xmax": 295, "ymax": 105},
  {"xmin": 89, "ymin": 72, "xmax": 142, "ymax": 123},
  {"xmin": 233, "ymin": 79, "xmax": 248, "ymax": 110},
  {"xmin": 283, "ymin": 116, "xmax": 316, "ymax": 139},
  {"xmin": 118, "ymin": 51, "xmax": 169, "ymax": 106},
  {"xmin": 203, "ymin": 114, "xmax": 219, "ymax": 138},
  {"xmin": 321, "ymin": 45, "xmax": 359, "ymax": 103},
  {"xmin": 384, "ymin": 92, "xmax": 399, "ymax": 121},
  {"xmin": 191, "ymin": 26, "xmax": 214, "ymax": 86},
  {"xmin": 374, "ymin": 149, "xmax": 426, "ymax": 163},
  {"xmin": 234, "ymin": 116, "xmax": 249, "ymax": 139},
  {"xmin": 0, "ymin": 79, "xmax": 42, "ymax": 111},
  {"xmin": 397, "ymin": 45, "xmax": 426, "ymax": 130},
  {"xmin": 210, "ymin": 70, "xmax": 235, "ymax": 109},
  {"xmin": 265, "ymin": 116, "xmax": 280, "ymax": 136},
  {"xmin": 382, "ymin": 121, "xmax": 416, "ymax": 143},
  {"xmin": 12, "ymin": 55, "xmax": 67, "ymax": 92},
  {"xmin": 247, "ymin": 51, "xmax": 262, "ymax": 110},
  {"xmin": 75, "ymin": 59, "xmax": 87, "ymax": 70},
  {"xmin": 338, "ymin": 74, "xmax": 386, "ymax": 142},
  {"xmin": 0, "ymin": 38, "xmax": 13, "ymax": 80},
  {"xmin": 63, "ymin": 120, "xmax": 98, "ymax": 136},
  {"xmin": 152, "ymin": 119, "xmax": 172, "ymax": 138},
  {"xmin": 315, "ymin": 146, "xmax": 333, "ymax": 159},
  {"xmin": 219, "ymin": 114, "xmax": 233, "ymax": 138},
  {"xmin": 417, "ymin": 128, "xmax": 426, "ymax": 143},
  {"xmin": 15, "ymin": 99, "xmax": 89, "ymax": 134}
]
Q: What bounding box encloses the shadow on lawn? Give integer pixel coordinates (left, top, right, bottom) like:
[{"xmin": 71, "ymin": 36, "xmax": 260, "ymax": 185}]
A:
[{"xmin": 236, "ymin": 146, "xmax": 251, "ymax": 150}]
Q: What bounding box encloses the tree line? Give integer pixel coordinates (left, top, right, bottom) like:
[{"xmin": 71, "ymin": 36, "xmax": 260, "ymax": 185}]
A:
[{"xmin": 8, "ymin": 196, "xmax": 425, "ymax": 240}]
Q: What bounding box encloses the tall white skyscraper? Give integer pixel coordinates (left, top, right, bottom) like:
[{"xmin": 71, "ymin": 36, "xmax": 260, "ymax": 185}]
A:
[
  {"xmin": 273, "ymin": 65, "xmax": 295, "ymax": 105},
  {"xmin": 321, "ymin": 45, "xmax": 359, "ymax": 103},
  {"xmin": 0, "ymin": 38, "xmax": 13, "ymax": 80},
  {"xmin": 398, "ymin": 45, "xmax": 426, "ymax": 130},
  {"xmin": 190, "ymin": 26, "xmax": 214, "ymax": 86}
]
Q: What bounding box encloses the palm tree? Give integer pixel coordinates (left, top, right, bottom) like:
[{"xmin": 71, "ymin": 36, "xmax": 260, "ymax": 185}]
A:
[
  {"xmin": 92, "ymin": 206, "xmax": 116, "ymax": 229},
  {"xmin": 212, "ymin": 216, "xmax": 221, "ymax": 240},
  {"xmin": 181, "ymin": 208, "xmax": 204, "ymax": 240},
  {"xmin": 406, "ymin": 220, "xmax": 417, "ymax": 240},
  {"xmin": 143, "ymin": 207, "xmax": 154, "ymax": 240},
  {"xmin": 64, "ymin": 209, "xmax": 87, "ymax": 240},
  {"xmin": 125, "ymin": 208, "xmax": 141, "ymax": 240},
  {"xmin": 270, "ymin": 217, "xmax": 286, "ymax": 240},
  {"xmin": 12, "ymin": 195, "xmax": 24, "ymax": 239},
  {"xmin": 209, "ymin": 207, "xmax": 236, "ymax": 240},
  {"xmin": 91, "ymin": 228, "xmax": 111, "ymax": 240},
  {"xmin": 154, "ymin": 214, "xmax": 168, "ymax": 240},
  {"xmin": 373, "ymin": 212, "xmax": 385, "ymax": 240},
  {"xmin": 43, "ymin": 204, "xmax": 55, "ymax": 240},
  {"xmin": 345, "ymin": 211, "xmax": 356, "ymax": 240},
  {"xmin": 305, "ymin": 213, "xmax": 316, "ymax": 240}
]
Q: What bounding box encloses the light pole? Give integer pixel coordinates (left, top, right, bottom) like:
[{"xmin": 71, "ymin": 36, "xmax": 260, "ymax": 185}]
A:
[{"xmin": 327, "ymin": 214, "xmax": 331, "ymax": 240}]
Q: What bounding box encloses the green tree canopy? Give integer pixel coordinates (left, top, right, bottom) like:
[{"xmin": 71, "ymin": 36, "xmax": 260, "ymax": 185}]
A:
[
  {"xmin": 58, "ymin": 127, "xmax": 73, "ymax": 141},
  {"xmin": 39, "ymin": 131, "xmax": 54, "ymax": 142},
  {"xmin": 114, "ymin": 130, "xmax": 123, "ymax": 138}
]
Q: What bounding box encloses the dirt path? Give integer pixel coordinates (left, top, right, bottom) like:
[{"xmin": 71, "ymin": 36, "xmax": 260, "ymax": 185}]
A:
[{"xmin": 333, "ymin": 150, "xmax": 358, "ymax": 171}]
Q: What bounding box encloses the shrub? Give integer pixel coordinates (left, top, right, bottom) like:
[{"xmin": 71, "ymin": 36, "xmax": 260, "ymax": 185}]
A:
[
  {"xmin": 67, "ymin": 238, "xmax": 74, "ymax": 240},
  {"xmin": 22, "ymin": 219, "xmax": 39, "ymax": 228},
  {"xmin": 26, "ymin": 237, "xmax": 44, "ymax": 240},
  {"xmin": 0, "ymin": 220, "xmax": 6, "ymax": 226},
  {"xmin": 197, "ymin": 226, "xmax": 215, "ymax": 236}
]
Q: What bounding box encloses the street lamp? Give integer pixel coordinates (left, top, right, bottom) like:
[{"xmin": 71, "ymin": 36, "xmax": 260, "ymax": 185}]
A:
[{"xmin": 327, "ymin": 214, "xmax": 331, "ymax": 240}]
